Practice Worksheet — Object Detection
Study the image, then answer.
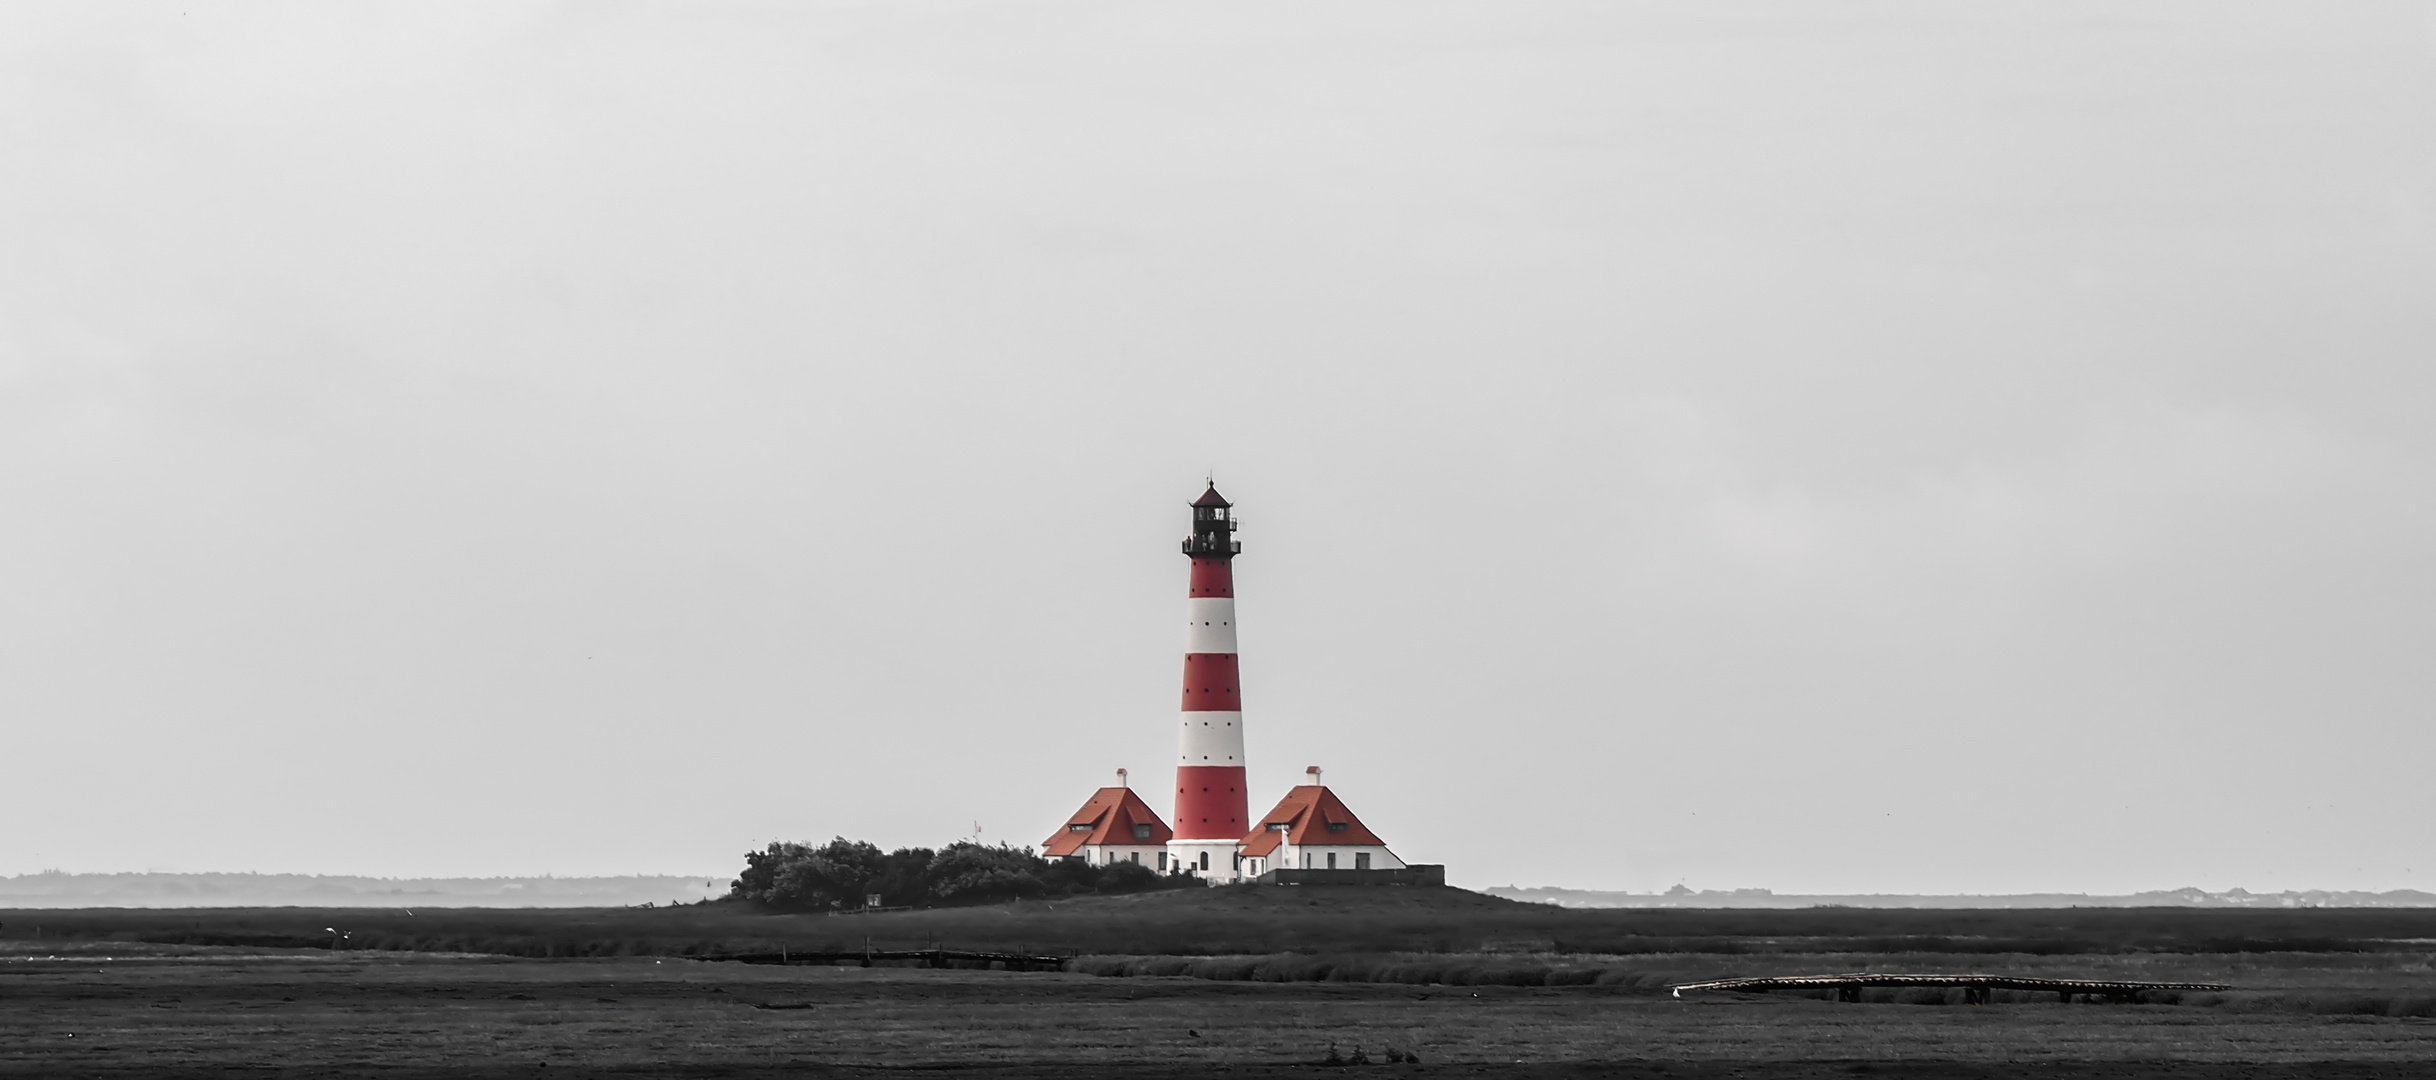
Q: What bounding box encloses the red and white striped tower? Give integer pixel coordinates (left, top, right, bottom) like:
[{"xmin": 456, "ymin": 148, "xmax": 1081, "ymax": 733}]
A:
[{"xmin": 1170, "ymin": 482, "xmax": 1248, "ymax": 880}]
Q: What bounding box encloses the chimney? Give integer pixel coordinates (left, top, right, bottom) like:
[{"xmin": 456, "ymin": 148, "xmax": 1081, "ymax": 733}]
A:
[
  {"xmin": 1116, "ymin": 768, "xmax": 1128, "ymax": 788},
  {"xmin": 1305, "ymin": 765, "xmax": 1322, "ymax": 787}
]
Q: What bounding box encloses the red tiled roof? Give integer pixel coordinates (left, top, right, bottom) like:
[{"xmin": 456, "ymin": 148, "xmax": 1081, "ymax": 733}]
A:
[
  {"xmin": 1237, "ymin": 785, "xmax": 1387, "ymax": 854},
  {"xmin": 1042, "ymin": 786, "xmax": 1173, "ymax": 857}
]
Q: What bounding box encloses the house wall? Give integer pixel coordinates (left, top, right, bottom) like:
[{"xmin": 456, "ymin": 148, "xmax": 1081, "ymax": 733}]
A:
[
  {"xmin": 1076, "ymin": 844, "xmax": 1168, "ymax": 868},
  {"xmin": 1276, "ymin": 844, "xmax": 1405, "ymax": 871},
  {"xmin": 1256, "ymin": 866, "xmax": 1447, "ymax": 887},
  {"xmin": 1090, "ymin": 844, "xmax": 1408, "ymax": 879}
]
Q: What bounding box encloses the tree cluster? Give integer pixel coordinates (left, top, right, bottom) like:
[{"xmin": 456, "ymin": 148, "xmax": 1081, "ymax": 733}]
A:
[{"xmin": 727, "ymin": 838, "xmax": 1198, "ymax": 910}]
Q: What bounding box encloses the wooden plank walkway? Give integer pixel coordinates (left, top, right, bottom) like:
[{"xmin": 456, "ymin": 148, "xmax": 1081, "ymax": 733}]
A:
[
  {"xmin": 691, "ymin": 947, "xmax": 1069, "ymax": 972},
  {"xmin": 1671, "ymin": 972, "xmax": 2231, "ymax": 1004}
]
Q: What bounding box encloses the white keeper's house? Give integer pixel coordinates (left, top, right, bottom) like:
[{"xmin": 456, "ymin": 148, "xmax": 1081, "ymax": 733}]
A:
[
  {"xmin": 1041, "ymin": 771, "xmax": 1176, "ymax": 869},
  {"xmin": 1235, "ymin": 767, "xmax": 1407, "ymax": 879}
]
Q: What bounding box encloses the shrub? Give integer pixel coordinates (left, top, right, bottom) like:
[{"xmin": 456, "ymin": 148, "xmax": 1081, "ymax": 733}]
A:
[
  {"xmin": 730, "ymin": 838, "xmax": 895, "ymax": 911},
  {"xmin": 729, "ymin": 837, "xmax": 1201, "ymax": 910},
  {"xmin": 866, "ymin": 847, "xmax": 940, "ymax": 907},
  {"xmin": 925, "ymin": 843, "xmax": 1048, "ymax": 905}
]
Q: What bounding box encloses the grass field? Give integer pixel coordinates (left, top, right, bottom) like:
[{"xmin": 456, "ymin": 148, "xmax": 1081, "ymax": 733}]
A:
[
  {"xmin": 14, "ymin": 885, "xmax": 2436, "ymax": 958},
  {"xmin": 5, "ymin": 888, "xmax": 2433, "ymax": 1078}
]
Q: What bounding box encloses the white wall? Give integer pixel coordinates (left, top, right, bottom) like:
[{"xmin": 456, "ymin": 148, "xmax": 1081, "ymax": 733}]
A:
[
  {"xmin": 1275, "ymin": 844, "xmax": 1405, "ymax": 871},
  {"xmin": 1077, "ymin": 844, "xmax": 1168, "ymax": 869}
]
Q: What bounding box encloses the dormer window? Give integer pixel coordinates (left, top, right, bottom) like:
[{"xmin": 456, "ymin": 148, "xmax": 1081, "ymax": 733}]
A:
[
  {"xmin": 1326, "ymin": 821, "xmax": 1349, "ymax": 833},
  {"xmin": 1133, "ymin": 823, "xmax": 1154, "ymax": 840},
  {"xmin": 1266, "ymin": 822, "xmax": 1289, "ymax": 832},
  {"xmin": 1068, "ymin": 824, "xmax": 1092, "ymax": 833}
]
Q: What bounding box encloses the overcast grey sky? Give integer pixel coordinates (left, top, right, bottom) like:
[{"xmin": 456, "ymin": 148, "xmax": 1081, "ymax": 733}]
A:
[{"xmin": 3, "ymin": 2, "xmax": 2430, "ymax": 894}]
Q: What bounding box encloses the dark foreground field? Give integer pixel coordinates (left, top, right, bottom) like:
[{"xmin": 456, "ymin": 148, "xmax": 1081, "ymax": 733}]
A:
[{"xmin": 5, "ymin": 889, "xmax": 2433, "ymax": 1078}]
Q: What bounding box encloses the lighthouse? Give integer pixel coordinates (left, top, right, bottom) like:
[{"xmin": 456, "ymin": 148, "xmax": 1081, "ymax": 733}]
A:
[{"xmin": 1170, "ymin": 482, "xmax": 1249, "ymax": 881}]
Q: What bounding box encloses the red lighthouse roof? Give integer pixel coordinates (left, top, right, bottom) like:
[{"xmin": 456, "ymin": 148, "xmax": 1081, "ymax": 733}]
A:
[
  {"xmin": 1042, "ymin": 784, "xmax": 1174, "ymax": 857},
  {"xmin": 1191, "ymin": 483, "xmax": 1232, "ymax": 509},
  {"xmin": 1237, "ymin": 782, "xmax": 1388, "ymax": 857}
]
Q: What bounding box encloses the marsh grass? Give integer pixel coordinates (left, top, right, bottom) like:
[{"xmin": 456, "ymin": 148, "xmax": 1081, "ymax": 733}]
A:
[
  {"xmin": 1065, "ymin": 944, "xmax": 2436, "ymax": 1018},
  {"xmin": 1068, "ymin": 951, "xmax": 1686, "ymax": 988},
  {"xmin": 10, "ymin": 889, "xmax": 2436, "ymax": 964},
  {"xmin": 6, "ymin": 952, "xmax": 2429, "ymax": 1075},
  {"xmin": 2179, "ymin": 991, "xmax": 2436, "ymax": 1017}
]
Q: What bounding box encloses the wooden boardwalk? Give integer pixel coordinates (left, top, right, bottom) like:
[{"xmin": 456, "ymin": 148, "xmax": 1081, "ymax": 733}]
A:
[{"xmin": 1671, "ymin": 972, "xmax": 2231, "ymax": 1005}]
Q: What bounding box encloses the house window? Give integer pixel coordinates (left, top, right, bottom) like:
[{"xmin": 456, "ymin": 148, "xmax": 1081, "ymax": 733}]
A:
[
  {"xmin": 1133, "ymin": 823, "xmax": 1154, "ymax": 840},
  {"xmin": 1326, "ymin": 822, "xmax": 1348, "ymax": 833},
  {"xmin": 1129, "ymin": 852, "xmax": 1140, "ymax": 864},
  {"xmin": 1326, "ymin": 852, "xmax": 1337, "ymax": 869},
  {"xmin": 1266, "ymin": 822, "xmax": 1289, "ymax": 832},
  {"xmin": 1356, "ymin": 853, "xmax": 1372, "ymax": 870},
  {"xmin": 1198, "ymin": 852, "xmax": 1210, "ymax": 871},
  {"xmin": 1158, "ymin": 852, "xmax": 1168, "ymax": 871},
  {"xmin": 1069, "ymin": 824, "xmax": 1092, "ymax": 833}
]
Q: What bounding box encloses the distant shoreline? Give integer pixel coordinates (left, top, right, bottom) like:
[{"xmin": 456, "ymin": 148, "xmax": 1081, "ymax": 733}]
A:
[
  {"xmin": 1484, "ymin": 885, "xmax": 2436, "ymax": 909},
  {"xmin": 8, "ymin": 873, "xmax": 2432, "ymax": 910},
  {"xmin": 0, "ymin": 872, "xmax": 727, "ymax": 909}
]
